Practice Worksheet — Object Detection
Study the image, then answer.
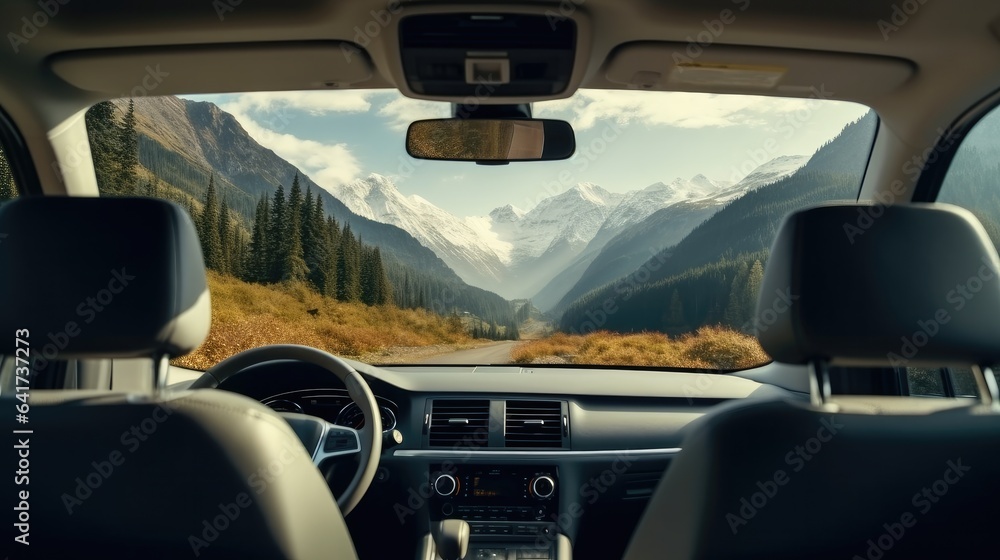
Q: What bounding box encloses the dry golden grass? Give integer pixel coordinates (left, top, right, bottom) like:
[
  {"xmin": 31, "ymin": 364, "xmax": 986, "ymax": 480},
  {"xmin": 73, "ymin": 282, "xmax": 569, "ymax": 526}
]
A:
[
  {"xmin": 173, "ymin": 272, "xmax": 471, "ymax": 370},
  {"xmin": 511, "ymin": 326, "xmax": 770, "ymax": 370}
]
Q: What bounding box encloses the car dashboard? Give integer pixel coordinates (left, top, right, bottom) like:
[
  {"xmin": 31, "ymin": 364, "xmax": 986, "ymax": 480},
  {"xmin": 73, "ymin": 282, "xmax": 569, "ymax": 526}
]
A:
[{"xmin": 190, "ymin": 359, "xmax": 803, "ymax": 560}]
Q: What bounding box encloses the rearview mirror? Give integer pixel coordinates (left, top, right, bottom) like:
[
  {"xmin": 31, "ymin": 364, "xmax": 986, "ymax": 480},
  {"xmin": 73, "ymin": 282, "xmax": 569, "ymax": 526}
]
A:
[{"xmin": 406, "ymin": 119, "xmax": 575, "ymax": 162}]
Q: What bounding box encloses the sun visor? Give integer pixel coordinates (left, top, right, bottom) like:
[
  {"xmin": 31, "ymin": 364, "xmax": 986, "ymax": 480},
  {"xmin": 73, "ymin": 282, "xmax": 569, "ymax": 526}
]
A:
[
  {"xmin": 49, "ymin": 41, "xmax": 376, "ymax": 96},
  {"xmin": 603, "ymin": 42, "xmax": 913, "ymax": 100}
]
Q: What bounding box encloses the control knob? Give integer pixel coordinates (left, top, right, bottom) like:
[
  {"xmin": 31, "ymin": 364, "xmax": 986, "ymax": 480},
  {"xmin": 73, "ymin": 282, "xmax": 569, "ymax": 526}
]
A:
[
  {"xmin": 530, "ymin": 475, "xmax": 556, "ymax": 499},
  {"xmin": 434, "ymin": 473, "xmax": 459, "ymax": 497}
]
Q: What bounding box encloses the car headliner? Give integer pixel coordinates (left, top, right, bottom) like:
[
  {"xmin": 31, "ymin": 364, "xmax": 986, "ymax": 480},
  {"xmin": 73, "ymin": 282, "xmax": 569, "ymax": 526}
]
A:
[{"xmin": 0, "ymin": 0, "xmax": 998, "ymax": 207}]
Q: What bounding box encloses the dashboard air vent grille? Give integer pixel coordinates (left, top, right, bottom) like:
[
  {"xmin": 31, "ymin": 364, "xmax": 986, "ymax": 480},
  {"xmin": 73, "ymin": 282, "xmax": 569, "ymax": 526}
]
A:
[
  {"xmin": 505, "ymin": 400, "xmax": 563, "ymax": 448},
  {"xmin": 429, "ymin": 400, "xmax": 490, "ymax": 447}
]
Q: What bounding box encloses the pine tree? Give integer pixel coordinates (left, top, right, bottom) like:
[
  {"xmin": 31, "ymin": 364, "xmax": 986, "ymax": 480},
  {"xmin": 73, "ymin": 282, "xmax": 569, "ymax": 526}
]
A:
[
  {"xmin": 267, "ymin": 185, "xmax": 286, "ymax": 282},
  {"xmin": 323, "ymin": 214, "xmax": 340, "ymax": 296},
  {"xmin": 301, "ymin": 188, "xmax": 329, "ymax": 292},
  {"xmin": 86, "ymin": 101, "xmax": 119, "ymax": 193},
  {"xmin": 186, "ymin": 198, "xmax": 199, "ymax": 225},
  {"xmin": 371, "ymin": 247, "xmax": 392, "ymax": 305},
  {"xmin": 116, "ymin": 99, "xmax": 138, "ymax": 194},
  {"xmin": 360, "ymin": 246, "xmax": 377, "ymax": 305},
  {"xmin": 199, "ymin": 175, "xmax": 223, "ymax": 271},
  {"xmin": 337, "ymin": 224, "xmax": 361, "ymax": 302},
  {"xmin": 668, "ymin": 288, "xmax": 685, "ymax": 326},
  {"xmin": 281, "ymin": 174, "xmax": 308, "ymax": 282},
  {"xmin": 723, "ymin": 262, "xmax": 750, "ymax": 327},
  {"xmin": 744, "ymin": 259, "xmax": 765, "ymax": 326},
  {"xmin": 217, "ymin": 197, "xmax": 232, "ymax": 275},
  {"xmin": 247, "ymin": 195, "xmax": 270, "ymax": 282},
  {"xmin": 230, "ymin": 227, "xmax": 247, "ymax": 279}
]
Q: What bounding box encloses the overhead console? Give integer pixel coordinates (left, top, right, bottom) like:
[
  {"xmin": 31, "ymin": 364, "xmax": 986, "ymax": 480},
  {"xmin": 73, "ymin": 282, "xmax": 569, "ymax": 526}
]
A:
[
  {"xmin": 391, "ymin": 8, "xmax": 591, "ymax": 103},
  {"xmin": 399, "ymin": 13, "xmax": 575, "ymax": 98}
]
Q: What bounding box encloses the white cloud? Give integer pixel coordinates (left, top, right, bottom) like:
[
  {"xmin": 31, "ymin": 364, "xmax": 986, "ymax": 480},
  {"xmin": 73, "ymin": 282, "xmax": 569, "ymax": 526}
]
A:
[
  {"xmin": 223, "ymin": 90, "xmax": 373, "ymax": 116},
  {"xmin": 534, "ymin": 90, "xmax": 825, "ymax": 130},
  {"xmin": 220, "ymin": 103, "xmax": 362, "ymax": 190},
  {"xmin": 377, "ymin": 94, "xmax": 450, "ymax": 131}
]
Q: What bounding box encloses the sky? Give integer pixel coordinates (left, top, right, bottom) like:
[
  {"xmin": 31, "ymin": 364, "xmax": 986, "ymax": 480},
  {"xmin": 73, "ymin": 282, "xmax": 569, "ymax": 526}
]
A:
[{"xmin": 182, "ymin": 89, "xmax": 870, "ymax": 217}]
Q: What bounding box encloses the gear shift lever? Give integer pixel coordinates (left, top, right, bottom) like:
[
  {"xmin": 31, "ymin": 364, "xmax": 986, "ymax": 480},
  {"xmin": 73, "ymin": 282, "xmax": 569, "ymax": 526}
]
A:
[{"xmin": 432, "ymin": 519, "xmax": 470, "ymax": 560}]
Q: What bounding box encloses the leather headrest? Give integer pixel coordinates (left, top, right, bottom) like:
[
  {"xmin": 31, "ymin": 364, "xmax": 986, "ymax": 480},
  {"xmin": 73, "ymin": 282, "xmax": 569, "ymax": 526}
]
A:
[
  {"xmin": 0, "ymin": 197, "xmax": 210, "ymax": 359},
  {"xmin": 756, "ymin": 203, "xmax": 1000, "ymax": 367}
]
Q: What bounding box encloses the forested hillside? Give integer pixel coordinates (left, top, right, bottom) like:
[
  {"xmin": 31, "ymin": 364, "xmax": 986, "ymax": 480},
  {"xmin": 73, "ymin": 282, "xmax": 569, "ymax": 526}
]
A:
[
  {"xmin": 560, "ymin": 113, "xmax": 878, "ymax": 334},
  {"xmin": 86, "ymin": 99, "xmax": 520, "ymax": 339}
]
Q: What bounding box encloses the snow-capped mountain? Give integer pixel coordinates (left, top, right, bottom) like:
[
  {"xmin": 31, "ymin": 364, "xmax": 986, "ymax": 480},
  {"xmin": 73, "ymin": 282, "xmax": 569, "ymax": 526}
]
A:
[
  {"xmin": 501, "ymin": 183, "xmax": 624, "ymax": 264},
  {"xmin": 708, "ymin": 155, "xmax": 809, "ymax": 203},
  {"xmin": 330, "ymin": 157, "xmax": 806, "ymax": 301},
  {"xmin": 487, "ymin": 183, "xmax": 626, "ymax": 297},
  {"xmin": 532, "ymin": 160, "xmax": 808, "ymax": 311},
  {"xmin": 332, "ymin": 174, "xmax": 510, "ymax": 292},
  {"xmin": 600, "ymin": 175, "xmax": 730, "ymax": 235},
  {"xmin": 489, "ymin": 204, "xmax": 525, "ymax": 223}
]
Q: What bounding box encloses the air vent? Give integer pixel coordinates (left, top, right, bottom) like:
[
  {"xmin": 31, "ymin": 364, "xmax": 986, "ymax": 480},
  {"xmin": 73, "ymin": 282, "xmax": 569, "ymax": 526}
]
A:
[
  {"xmin": 429, "ymin": 400, "xmax": 490, "ymax": 447},
  {"xmin": 505, "ymin": 400, "xmax": 564, "ymax": 448}
]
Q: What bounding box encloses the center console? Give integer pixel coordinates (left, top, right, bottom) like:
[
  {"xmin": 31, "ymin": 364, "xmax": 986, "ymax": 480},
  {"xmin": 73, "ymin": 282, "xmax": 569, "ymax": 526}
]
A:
[{"xmin": 426, "ymin": 464, "xmax": 570, "ymax": 559}]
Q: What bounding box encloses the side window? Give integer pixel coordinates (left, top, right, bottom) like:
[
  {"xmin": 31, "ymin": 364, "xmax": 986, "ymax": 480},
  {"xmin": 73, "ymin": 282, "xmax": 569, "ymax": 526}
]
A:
[
  {"xmin": 931, "ymin": 105, "xmax": 1000, "ymax": 399},
  {"xmin": 905, "ymin": 367, "xmax": 981, "ymax": 399},
  {"xmin": 0, "ymin": 145, "xmax": 18, "ymax": 203},
  {"xmin": 937, "ymin": 105, "xmax": 1000, "ymax": 247},
  {"xmin": 905, "ymin": 367, "xmax": 945, "ymax": 397},
  {"xmin": 948, "ymin": 367, "xmax": 980, "ymax": 398},
  {"xmin": 0, "ymin": 145, "xmax": 20, "ymax": 392}
]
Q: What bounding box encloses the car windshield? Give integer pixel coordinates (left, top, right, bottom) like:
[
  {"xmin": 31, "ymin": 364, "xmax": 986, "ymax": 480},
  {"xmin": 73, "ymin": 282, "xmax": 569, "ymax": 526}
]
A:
[{"xmin": 86, "ymin": 89, "xmax": 874, "ymax": 371}]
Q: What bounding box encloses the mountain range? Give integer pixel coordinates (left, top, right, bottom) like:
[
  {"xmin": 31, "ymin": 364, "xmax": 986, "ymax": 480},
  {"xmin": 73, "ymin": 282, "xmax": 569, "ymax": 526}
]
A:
[
  {"xmin": 331, "ymin": 156, "xmax": 807, "ymax": 307},
  {"xmin": 123, "ymin": 93, "xmax": 871, "ymax": 337}
]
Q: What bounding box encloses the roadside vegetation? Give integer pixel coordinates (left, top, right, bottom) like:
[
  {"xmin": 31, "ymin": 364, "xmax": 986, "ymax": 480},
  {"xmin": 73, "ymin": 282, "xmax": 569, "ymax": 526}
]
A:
[
  {"xmin": 173, "ymin": 272, "xmax": 472, "ymax": 370},
  {"xmin": 511, "ymin": 327, "xmax": 770, "ymax": 370}
]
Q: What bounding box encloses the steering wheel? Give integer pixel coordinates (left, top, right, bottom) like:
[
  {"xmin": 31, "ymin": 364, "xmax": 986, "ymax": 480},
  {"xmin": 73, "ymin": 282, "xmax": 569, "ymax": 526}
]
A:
[{"xmin": 190, "ymin": 345, "xmax": 382, "ymax": 515}]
